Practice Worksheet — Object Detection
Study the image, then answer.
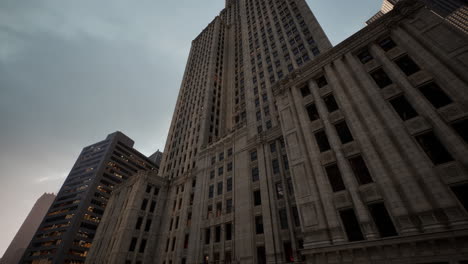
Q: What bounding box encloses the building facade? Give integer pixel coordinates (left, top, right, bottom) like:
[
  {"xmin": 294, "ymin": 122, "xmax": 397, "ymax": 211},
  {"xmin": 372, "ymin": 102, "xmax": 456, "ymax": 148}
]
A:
[
  {"xmin": 85, "ymin": 0, "xmax": 468, "ymax": 263},
  {"xmin": 21, "ymin": 132, "xmax": 159, "ymax": 264},
  {"xmin": 85, "ymin": 171, "xmax": 168, "ymax": 264},
  {"xmin": 366, "ymin": 0, "xmax": 468, "ymax": 34},
  {"xmin": 1, "ymin": 193, "xmax": 56, "ymax": 264}
]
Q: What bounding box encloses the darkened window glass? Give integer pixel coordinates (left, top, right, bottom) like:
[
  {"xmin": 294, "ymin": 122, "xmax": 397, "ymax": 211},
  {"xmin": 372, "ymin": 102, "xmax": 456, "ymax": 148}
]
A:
[
  {"xmin": 451, "ymin": 184, "xmax": 468, "ymax": 212},
  {"xmin": 257, "ymin": 246, "xmax": 266, "ymax": 264},
  {"xmin": 395, "ymin": 55, "xmax": 420, "ymax": 76},
  {"xmin": 452, "ymin": 119, "xmax": 468, "ymax": 143},
  {"xmin": 316, "ymin": 75, "xmax": 328, "ymax": 88},
  {"xmin": 340, "ymin": 209, "xmax": 364, "ymax": 241},
  {"xmin": 300, "ymin": 85, "xmax": 311, "ymax": 97},
  {"xmin": 306, "ymin": 104, "xmax": 320, "ymax": 121},
  {"xmin": 370, "ymin": 68, "xmax": 393, "ymax": 88},
  {"xmin": 324, "ymin": 94, "xmax": 339, "ymax": 113},
  {"xmin": 357, "ymin": 49, "xmax": 373, "ymax": 64},
  {"xmin": 335, "ymin": 121, "xmax": 354, "ymax": 144},
  {"xmin": 378, "ymin": 37, "xmax": 396, "ymax": 51},
  {"xmin": 315, "ymin": 130, "xmax": 331, "ymax": 152},
  {"xmin": 279, "ymin": 209, "xmax": 289, "ymax": 229},
  {"xmin": 389, "ymin": 95, "xmax": 418, "ymax": 121},
  {"xmin": 129, "ymin": 237, "xmax": 137, "ymax": 252},
  {"xmin": 325, "ymin": 164, "xmax": 346, "ymax": 192},
  {"xmin": 255, "ymin": 216, "xmax": 264, "ymax": 234},
  {"xmin": 368, "ymin": 202, "xmax": 398, "ymax": 237},
  {"xmin": 348, "ymin": 155, "xmax": 373, "ymax": 185},
  {"xmin": 418, "ymin": 82, "xmax": 453, "ymax": 108},
  {"xmin": 254, "ymin": 190, "xmax": 262, "ymax": 206},
  {"xmin": 415, "ymin": 131, "xmax": 454, "ymax": 165}
]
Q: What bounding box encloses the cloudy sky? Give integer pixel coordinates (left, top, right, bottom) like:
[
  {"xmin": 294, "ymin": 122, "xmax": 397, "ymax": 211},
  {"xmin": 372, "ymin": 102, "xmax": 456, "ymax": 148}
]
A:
[{"xmin": 0, "ymin": 0, "xmax": 381, "ymax": 256}]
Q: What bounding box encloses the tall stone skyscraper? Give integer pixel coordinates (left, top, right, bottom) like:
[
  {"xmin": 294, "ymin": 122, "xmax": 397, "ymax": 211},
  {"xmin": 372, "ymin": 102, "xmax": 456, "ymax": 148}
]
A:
[
  {"xmin": 21, "ymin": 132, "xmax": 159, "ymax": 264},
  {"xmin": 1, "ymin": 193, "xmax": 55, "ymax": 264},
  {"xmin": 85, "ymin": 0, "xmax": 468, "ymax": 263}
]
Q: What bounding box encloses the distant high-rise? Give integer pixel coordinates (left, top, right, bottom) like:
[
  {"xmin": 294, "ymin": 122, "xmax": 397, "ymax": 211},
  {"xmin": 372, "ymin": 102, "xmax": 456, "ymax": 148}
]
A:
[
  {"xmin": 21, "ymin": 132, "xmax": 158, "ymax": 264},
  {"xmin": 1, "ymin": 193, "xmax": 56, "ymax": 264},
  {"xmin": 367, "ymin": 0, "xmax": 468, "ymax": 33}
]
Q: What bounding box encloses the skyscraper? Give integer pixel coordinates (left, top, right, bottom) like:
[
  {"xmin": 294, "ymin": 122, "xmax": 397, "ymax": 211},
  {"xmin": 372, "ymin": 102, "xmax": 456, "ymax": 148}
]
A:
[
  {"xmin": 21, "ymin": 132, "xmax": 159, "ymax": 264},
  {"xmin": 1, "ymin": 193, "xmax": 56, "ymax": 264},
  {"xmin": 87, "ymin": 0, "xmax": 468, "ymax": 263}
]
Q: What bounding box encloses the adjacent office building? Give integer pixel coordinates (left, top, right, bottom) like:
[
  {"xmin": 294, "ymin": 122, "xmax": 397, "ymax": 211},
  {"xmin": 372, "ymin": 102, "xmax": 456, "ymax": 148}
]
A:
[
  {"xmin": 1, "ymin": 193, "xmax": 56, "ymax": 264},
  {"xmin": 21, "ymin": 132, "xmax": 159, "ymax": 264},
  {"xmin": 76, "ymin": 0, "xmax": 468, "ymax": 263}
]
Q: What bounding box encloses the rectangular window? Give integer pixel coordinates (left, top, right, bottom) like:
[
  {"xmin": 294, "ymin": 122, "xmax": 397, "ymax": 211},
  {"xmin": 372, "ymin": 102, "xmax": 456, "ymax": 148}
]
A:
[
  {"xmin": 226, "ymin": 199, "xmax": 233, "ymax": 214},
  {"xmin": 210, "ymin": 170, "xmax": 215, "ymax": 179},
  {"xmin": 300, "ymin": 85, "xmax": 311, "ymax": 97},
  {"xmin": 340, "ymin": 209, "xmax": 364, "ymax": 241},
  {"xmin": 184, "ymin": 234, "xmax": 189, "ymax": 249},
  {"xmin": 251, "ymin": 151, "xmax": 258, "ymax": 161},
  {"xmin": 315, "ymin": 130, "xmax": 331, "ymax": 152},
  {"xmin": 415, "ymin": 131, "xmax": 454, "ymax": 165},
  {"xmin": 276, "ymin": 182, "xmax": 284, "ymax": 199},
  {"xmin": 370, "ymin": 68, "xmax": 393, "ymax": 88},
  {"xmin": 216, "ymin": 202, "xmax": 222, "ymax": 217},
  {"xmin": 227, "ymin": 162, "xmax": 233, "ymax": 172},
  {"xmin": 225, "ymin": 251, "xmax": 232, "ymax": 264},
  {"xmin": 335, "ymin": 121, "xmax": 354, "ymax": 144},
  {"xmin": 395, "ymin": 55, "xmax": 420, "ymax": 76},
  {"xmin": 208, "ymin": 185, "xmax": 214, "ymax": 198},
  {"xmin": 215, "ymin": 226, "xmax": 221, "ymax": 242},
  {"xmin": 326, "ymin": 164, "xmax": 346, "ymax": 192},
  {"xmin": 306, "ymin": 104, "xmax": 320, "ymax": 121},
  {"xmin": 284, "ymin": 242, "xmax": 294, "ymax": 263},
  {"xmin": 323, "ymin": 94, "xmax": 339, "ymax": 112},
  {"xmin": 226, "ymin": 223, "xmax": 232, "ymax": 241},
  {"xmin": 292, "ymin": 206, "xmax": 300, "ymax": 227},
  {"xmin": 219, "ymin": 152, "xmax": 224, "ymax": 161},
  {"xmin": 348, "ymin": 155, "xmax": 373, "ymax": 185},
  {"xmin": 368, "ymin": 202, "xmax": 398, "ymax": 237},
  {"xmin": 255, "ymin": 216, "xmax": 264, "ymax": 234},
  {"xmin": 451, "ymin": 184, "xmax": 468, "ymax": 212},
  {"xmin": 389, "ymin": 95, "xmax": 418, "ymax": 121},
  {"xmin": 252, "ymin": 167, "xmax": 259, "ymax": 182},
  {"xmin": 135, "ymin": 217, "xmax": 143, "ymax": 230},
  {"xmin": 270, "ymin": 142, "xmax": 276, "ymax": 152},
  {"xmin": 217, "ymin": 182, "xmax": 223, "ymax": 195},
  {"xmin": 227, "ymin": 178, "xmax": 233, "ymax": 192},
  {"xmin": 257, "ymin": 246, "xmax": 267, "ymax": 264},
  {"xmin": 378, "ymin": 37, "xmax": 396, "ymax": 51},
  {"xmin": 205, "ymin": 228, "xmax": 211, "ymax": 244},
  {"xmin": 254, "ymin": 190, "xmax": 262, "ymax": 206},
  {"xmin": 272, "ymin": 159, "xmax": 280, "ymax": 174},
  {"xmin": 218, "ymin": 166, "xmax": 224, "ymax": 176},
  {"xmin": 418, "ymin": 82, "xmax": 453, "ymax": 108},
  {"xmin": 279, "ymin": 209, "xmax": 289, "ymax": 229},
  {"xmin": 129, "ymin": 237, "xmax": 137, "ymax": 252},
  {"xmin": 146, "ymin": 185, "xmax": 152, "ymax": 193},
  {"xmin": 144, "ymin": 219, "xmax": 152, "ymax": 232},
  {"xmin": 207, "ymin": 205, "xmax": 212, "ymax": 218},
  {"xmin": 316, "ymin": 75, "xmax": 328, "ymax": 88},
  {"xmin": 452, "ymin": 119, "xmax": 468, "ymax": 143},
  {"xmin": 139, "ymin": 239, "xmax": 147, "ymax": 253},
  {"xmin": 141, "ymin": 199, "xmax": 148, "ymax": 211},
  {"xmin": 149, "ymin": 200, "xmax": 156, "ymax": 213},
  {"xmin": 357, "ymin": 49, "xmax": 373, "ymax": 64}
]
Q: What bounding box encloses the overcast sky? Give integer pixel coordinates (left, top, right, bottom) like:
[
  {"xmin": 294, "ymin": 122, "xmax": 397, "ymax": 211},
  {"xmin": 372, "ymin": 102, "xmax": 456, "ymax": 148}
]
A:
[{"xmin": 0, "ymin": 0, "xmax": 381, "ymax": 256}]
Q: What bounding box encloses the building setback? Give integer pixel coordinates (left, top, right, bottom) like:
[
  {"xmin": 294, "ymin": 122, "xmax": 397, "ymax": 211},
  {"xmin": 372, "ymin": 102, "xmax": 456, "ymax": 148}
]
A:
[
  {"xmin": 1, "ymin": 193, "xmax": 56, "ymax": 264},
  {"xmin": 20, "ymin": 132, "xmax": 159, "ymax": 264},
  {"xmin": 88, "ymin": 0, "xmax": 468, "ymax": 263}
]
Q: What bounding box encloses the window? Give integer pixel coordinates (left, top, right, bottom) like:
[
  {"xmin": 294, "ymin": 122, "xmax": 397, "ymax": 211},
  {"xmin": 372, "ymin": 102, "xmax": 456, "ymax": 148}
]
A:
[
  {"xmin": 315, "ymin": 130, "xmax": 331, "ymax": 152},
  {"xmin": 257, "ymin": 246, "xmax": 266, "ymax": 264},
  {"xmin": 135, "ymin": 217, "xmax": 143, "ymax": 230},
  {"xmin": 205, "ymin": 228, "xmax": 211, "ymax": 244},
  {"xmin": 378, "ymin": 37, "xmax": 396, "ymax": 51},
  {"xmin": 227, "ymin": 178, "xmax": 233, "ymax": 192},
  {"xmin": 149, "ymin": 200, "xmax": 156, "ymax": 213},
  {"xmin": 415, "ymin": 131, "xmax": 454, "ymax": 165},
  {"xmin": 292, "ymin": 206, "xmax": 300, "ymax": 227},
  {"xmin": 218, "ymin": 166, "xmax": 224, "ymax": 176},
  {"xmin": 451, "ymin": 184, "xmax": 468, "ymax": 212},
  {"xmin": 217, "ymin": 182, "xmax": 223, "ymax": 195},
  {"xmin": 207, "ymin": 205, "xmax": 213, "ymax": 218},
  {"xmin": 227, "ymin": 148, "xmax": 233, "ymax": 156},
  {"xmin": 368, "ymin": 202, "xmax": 398, "ymax": 237},
  {"xmin": 389, "ymin": 95, "xmax": 418, "ymax": 121},
  {"xmin": 254, "ymin": 190, "xmax": 262, "ymax": 206},
  {"xmin": 306, "ymin": 104, "xmax": 320, "ymax": 121},
  {"xmin": 141, "ymin": 199, "xmax": 148, "ymax": 211},
  {"xmin": 272, "ymin": 159, "xmax": 280, "ymax": 174},
  {"xmin": 208, "ymin": 185, "xmax": 214, "ymax": 198},
  {"xmin": 276, "ymin": 182, "xmax": 284, "ymax": 199},
  {"xmin": 300, "ymin": 85, "xmax": 311, "ymax": 97},
  {"xmin": 129, "ymin": 237, "xmax": 137, "ymax": 252},
  {"xmin": 252, "ymin": 167, "xmax": 260, "ymax": 182},
  {"xmin": 284, "ymin": 242, "xmax": 294, "ymax": 263},
  {"xmin": 316, "ymin": 75, "xmax": 328, "ymax": 88},
  {"xmin": 357, "ymin": 49, "xmax": 373, "ymax": 64},
  {"xmin": 184, "ymin": 234, "xmax": 189, "ymax": 248},
  {"xmin": 225, "ymin": 251, "xmax": 232, "ymax": 264},
  {"xmin": 215, "ymin": 226, "xmax": 221, "ymax": 242},
  {"xmin": 255, "ymin": 216, "xmax": 264, "ymax": 234},
  {"xmin": 210, "ymin": 170, "xmax": 215, "ymax": 179},
  {"xmin": 323, "ymin": 94, "xmax": 339, "ymax": 112},
  {"xmin": 418, "ymin": 82, "xmax": 453, "ymax": 109},
  {"xmin": 326, "ymin": 164, "xmax": 346, "ymax": 192},
  {"xmin": 226, "ymin": 199, "xmax": 233, "ymax": 214},
  {"xmin": 348, "ymin": 155, "xmax": 373, "ymax": 185},
  {"xmin": 335, "ymin": 121, "xmax": 354, "ymax": 144},
  {"xmin": 219, "ymin": 152, "xmax": 224, "ymax": 161},
  {"xmin": 226, "ymin": 223, "xmax": 232, "ymax": 241},
  {"xmin": 340, "ymin": 209, "xmax": 364, "ymax": 241},
  {"xmin": 370, "ymin": 68, "xmax": 393, "ymax": 88},
  {"xmin": 144, "ymin": 219, "xmax": 152, "ymax": 232},
  {"xmin": 146, "ymin": 185, "xmax": 152, "ymax": 193},
  {"xmin": 395, "ymin": 55, "xmax": 420, "ymax": 76},
  {"xmin": 216, "ymin": 202, "xmax": 222, "ymax": 217},
  {"xmin": 227, "ymin": 162, "xmax": 233, "ymax": 172},
  {"xmin": 251, "ymin": 151, "xmax": 258, "ymax": 161},
  {"xmin": 270, "ymin": 142, "xmax": 276, "ymax": 152},
  {"xmin": 452, "ymin": 119, "xmax": 468, "ymax": 143},
  {"xmin": 279, "ymin": 209, "xmax": 289, "ymax": 229},
  {"xmin": 139, "ymin": 239, "xmax": 147, "ymax": 253}
]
